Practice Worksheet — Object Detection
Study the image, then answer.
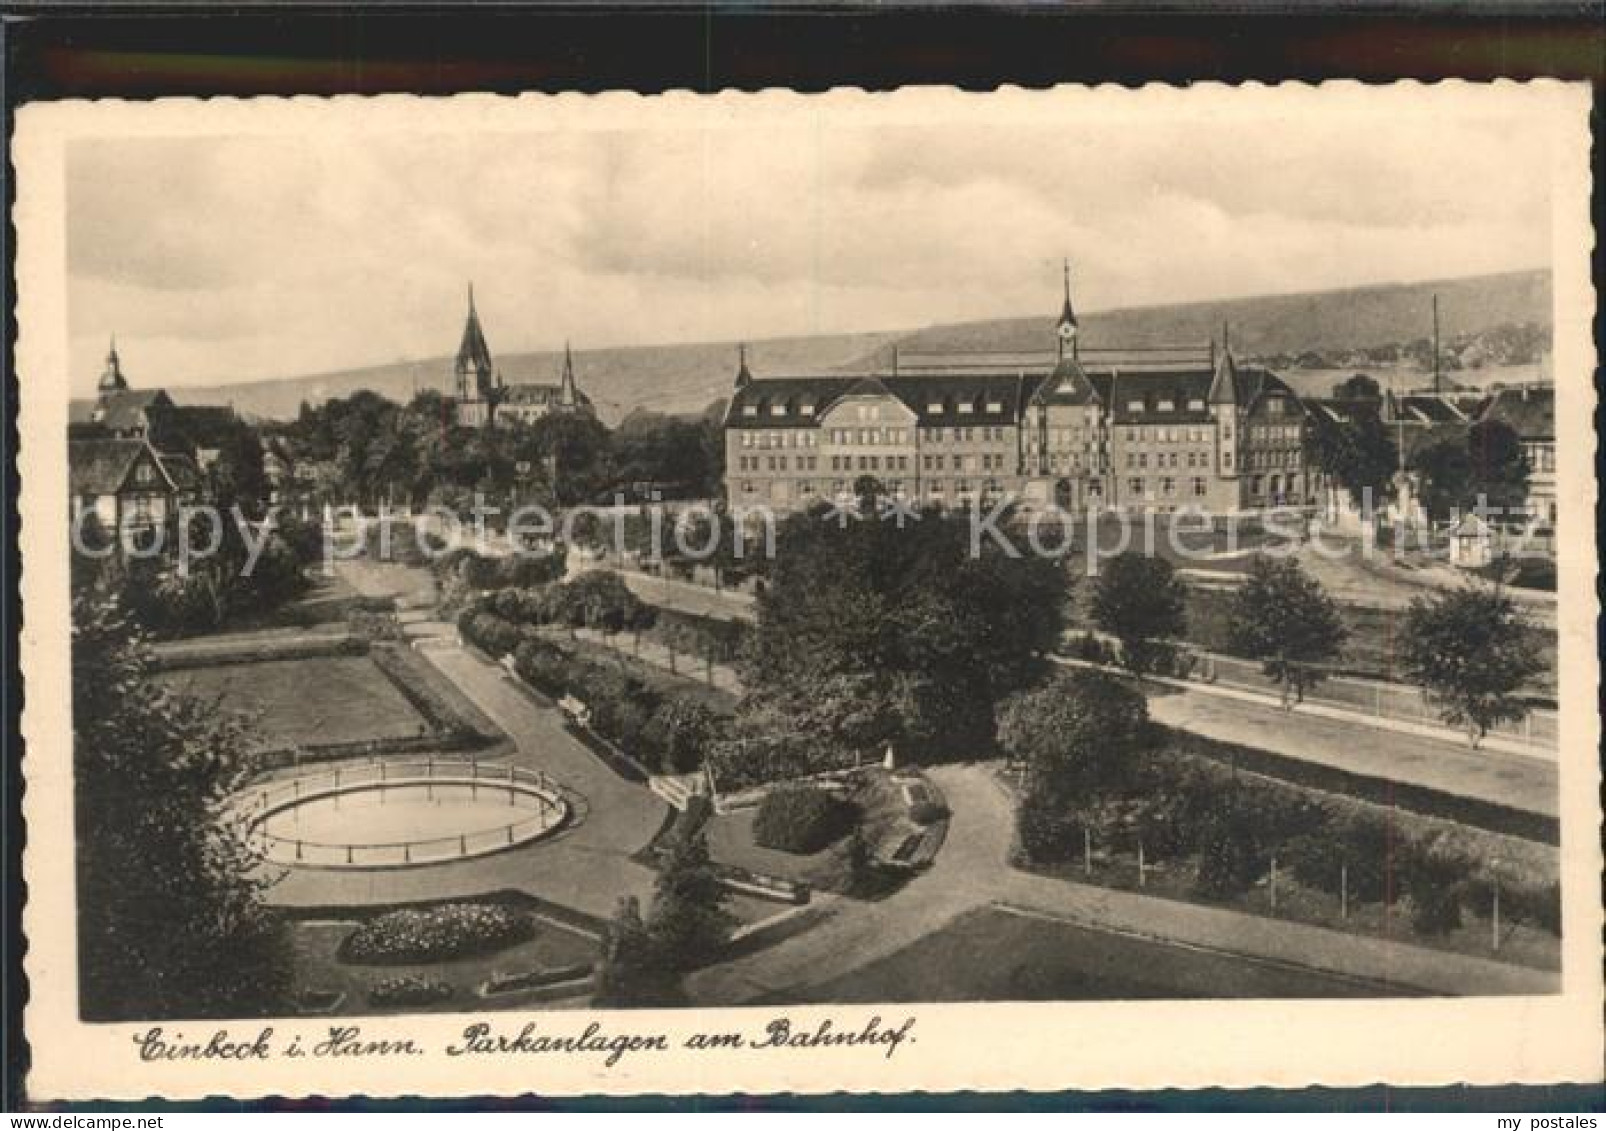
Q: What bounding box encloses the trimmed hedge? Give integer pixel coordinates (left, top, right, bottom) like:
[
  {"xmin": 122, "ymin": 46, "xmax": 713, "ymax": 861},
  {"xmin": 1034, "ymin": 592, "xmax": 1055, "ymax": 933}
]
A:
[{"xmin": 753, "ymin": 786, "xmax": 857, "ymax": 855}]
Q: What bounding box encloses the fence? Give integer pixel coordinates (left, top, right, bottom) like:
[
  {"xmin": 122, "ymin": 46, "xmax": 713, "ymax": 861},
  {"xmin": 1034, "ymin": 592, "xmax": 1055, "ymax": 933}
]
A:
[
  {"xmin": 1191, "ymin": 651, "xmax": 1558, "ymax": 748},
  {"xmin": 234, "ymin": 757, "xmax": 568, "ymax": 868}
]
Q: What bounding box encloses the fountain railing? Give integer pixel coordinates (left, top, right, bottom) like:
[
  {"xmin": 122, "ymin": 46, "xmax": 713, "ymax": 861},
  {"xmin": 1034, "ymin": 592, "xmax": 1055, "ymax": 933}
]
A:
[{"xmin": 234, "ymin": 757, "xmax": 568, "ymax": 868}]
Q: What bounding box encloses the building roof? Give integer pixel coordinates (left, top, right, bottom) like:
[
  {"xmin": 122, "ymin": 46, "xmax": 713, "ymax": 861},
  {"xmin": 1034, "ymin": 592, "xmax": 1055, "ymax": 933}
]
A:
[
  {"xmin": 69, "ymin": 437, "xmax": 172, "ymax": 497},
  {"xmin": 1029, "ymin": 358, "xmax": 1100, "ymax": 407},
  {"xmin": 500, "ymin": 382, "xmax": 593, "ymax": 408},
  {"xmin": 168, "ymin": 404, "xmax": 240, "ymax": 448},
  {"xmin": 1109, "ymin": 368, "xmax": 1216, "ymax": 424},
  {"xmin": 725, "ymin": 369, "xmax": 1047, "ymax": 430},
  {"xmin": 1479, "ymin": 385, "xmax": 1554, "ymax": 441},
  {"xmin": 92, "ymin": 388, "xmax": 173, "ymax": 433},
  {"xmin": 156, "ymin": 452, "xmax": 204, "ymax": 494}
]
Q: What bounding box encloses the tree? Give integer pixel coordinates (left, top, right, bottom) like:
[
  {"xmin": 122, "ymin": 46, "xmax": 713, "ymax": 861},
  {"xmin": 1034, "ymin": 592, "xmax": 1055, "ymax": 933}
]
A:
[
  {"xmin": 1411, "ymin": 419, "xmax": 1530, "ymax": 524},
  {"xmin": 593, "ymin": 896, "xmax": 677, "ymax": 1008},
  {"xmin": 1331, "ymin": 373, "xmax": 1383, "ymax": 401},
  {"xmin": 1226, "ymin": 555, "xmax": 1348, "ymax": 707},
  {"xmin": 996, "ymin": 670, "xmax": 1148, "ymax": 794},
  {"xmin": 72, "ymin": 593, "xmax": 288, "ymax": 1020},
  {"xmin": 644, "ymin": 696, "xmax": 720, "ymax": 774},
  {"xmin": 745, "ymin": 504, "xmax": 1069, "ymax": 762},
  {"xmin": 646, "ymin": 831, "xmax": 734, "ymax": 972},
  {"xmin": 1398, "ymin": 584, "xmax": 1544, "ymax": 747},
  {"xmin": 1305, "ymin": 410, "xmax": 1397, "ymax": 509},
  {"xmin": 1090, "ymin": 551, "xmax": 1186, "ymax": 675}
]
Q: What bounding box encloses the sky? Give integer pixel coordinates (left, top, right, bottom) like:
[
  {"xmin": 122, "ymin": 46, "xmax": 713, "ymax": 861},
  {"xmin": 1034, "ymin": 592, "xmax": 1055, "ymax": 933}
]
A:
[{"xmin": 66, "ymin": 93, "xmax": 1556, "ymax": 396}]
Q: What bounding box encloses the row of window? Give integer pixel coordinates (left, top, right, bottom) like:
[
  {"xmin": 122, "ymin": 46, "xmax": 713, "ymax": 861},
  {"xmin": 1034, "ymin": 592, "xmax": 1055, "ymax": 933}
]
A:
[
  {"xmin": 734, "ymin": 455, "xmax": 822, "ymax": 473},
  {"xmin": 1126, "ymin": 476, "xmax": 1211, "ymax": 499},
  {"xmin": 1245, "ymin": 449, "xmax": 1301, "ymax": 470},
  {"xmin": 739, "ymin": 430, "xmax": 820, "ymax": 450},
  {"xmin": 922, "ymin": 453, "xmax": 1008, "ymax": 473},
  {"xmin": 826, "ymin": 427, "xmax": 912, "ymax": 446},
  {"xmin": 1120, "ymin": 425, "xmax": 1220, "ymax": 444},
  {"xmin": 833, "ymin": 454, "xmax": 912, "ymax": 473},
  {"xmin": 1126, "ymin": 450, "xmax": 1219, "ymax": 470},
  {"xmin": 1125, "ymin": 397, "xmax": 1208, "ymax": 414},
  {"xmin": 922, "ymin": 426, "xmax": 1009, "ymax": 444},
  {"xmin": 1249, "ymin": 424, "xmax": 1302, "ymax": 442}
]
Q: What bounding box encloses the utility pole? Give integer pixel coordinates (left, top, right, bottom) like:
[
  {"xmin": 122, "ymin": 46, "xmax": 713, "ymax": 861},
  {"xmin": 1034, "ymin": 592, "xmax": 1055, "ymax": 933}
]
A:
[{"xmin": 1432, "ymin": 294, "xmax": 1441, "ymax": 397}]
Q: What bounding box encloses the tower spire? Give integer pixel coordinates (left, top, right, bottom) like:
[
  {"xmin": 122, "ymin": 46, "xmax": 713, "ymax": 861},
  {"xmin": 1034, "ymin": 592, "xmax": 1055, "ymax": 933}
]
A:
[
  {"xmin": 1056, "ymin": 258, "xmax": 1079, "ymax": 361},
  {"xmin": 98, "ymin": 334, "xmax": 128, "ymax": 393},
  {"xmin": 560, "ymin": 340, "xmax": 578, "ymax": 406},
  {"xmin": 735, "ymin": 342, "xmax": 752, "ymax": 388}
]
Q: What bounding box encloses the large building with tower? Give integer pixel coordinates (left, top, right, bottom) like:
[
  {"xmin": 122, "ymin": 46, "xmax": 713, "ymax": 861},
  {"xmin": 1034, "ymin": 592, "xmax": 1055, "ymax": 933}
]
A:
[
  {"xmin": 450, "ymin": 285, "xmax": 594, "ymax": 428},
  {"xmin": 722, "ymin": 268, "xmax": 1313, "ymax": 515}
]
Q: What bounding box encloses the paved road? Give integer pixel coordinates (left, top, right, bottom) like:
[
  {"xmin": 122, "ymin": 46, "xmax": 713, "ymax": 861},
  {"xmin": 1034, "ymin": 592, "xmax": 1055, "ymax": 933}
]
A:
[
  {"xmin": 687, "ymin": 764, "xmax": 1555, "ymax": 1004},
  {"xmin": 266, "ymin": 622, "xmax": 667, "ymax": 922},
  {"xmin": 1142, "ymin": 682, "xmax": 1558, "ymax": 819}
]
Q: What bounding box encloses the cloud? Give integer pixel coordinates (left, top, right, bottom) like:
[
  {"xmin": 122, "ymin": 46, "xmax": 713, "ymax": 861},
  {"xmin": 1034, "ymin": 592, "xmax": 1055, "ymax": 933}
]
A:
[{"xmin": 64, "ymin": 91, "xmax": 1556, "ymax": 396}]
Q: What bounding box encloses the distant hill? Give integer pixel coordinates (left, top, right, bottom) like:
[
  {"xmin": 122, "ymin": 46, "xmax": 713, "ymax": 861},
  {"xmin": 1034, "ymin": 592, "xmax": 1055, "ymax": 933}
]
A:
[
  {"xmin": 170, "ymin": 330, "xmax": 903, "ymax": 426},
  {"xmin": 851, "ymin": 268, "xmax": 1551, "ymax": 368},
  {"xmin": 167, "ymin": 268, "xmax": 1549, "ymax": 424}
]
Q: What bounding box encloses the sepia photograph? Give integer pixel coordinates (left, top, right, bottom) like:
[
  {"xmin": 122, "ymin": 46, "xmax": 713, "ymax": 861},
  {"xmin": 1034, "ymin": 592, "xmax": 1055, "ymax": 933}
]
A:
[{"xmin": 14, "ymin": 81, "xmax": 1601, "ymax": 1100}]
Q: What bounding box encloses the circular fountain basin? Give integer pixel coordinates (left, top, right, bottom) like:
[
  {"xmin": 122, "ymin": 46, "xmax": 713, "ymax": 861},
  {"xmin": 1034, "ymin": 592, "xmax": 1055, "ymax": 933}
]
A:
[{"xmin": 237, "ymin": 760, "xmax": 569, "ymax": 869}]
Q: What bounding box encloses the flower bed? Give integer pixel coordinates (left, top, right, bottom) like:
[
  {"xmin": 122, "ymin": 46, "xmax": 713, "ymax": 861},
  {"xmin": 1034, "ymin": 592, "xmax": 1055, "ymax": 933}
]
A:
[
  {"xmin": 366, "ymin": 975, "xmax": 455, "ymax": 1008},
  {"xmin": 478, "ymin": 963, "xmax": 594, "ymax": 998},
  {"xmin": 339, "ymin": 903, "xmax": 536, "ymax": 965},
  {"xmin": 368, "ymin": 643, "xmax": 502, "ymax": 748}
]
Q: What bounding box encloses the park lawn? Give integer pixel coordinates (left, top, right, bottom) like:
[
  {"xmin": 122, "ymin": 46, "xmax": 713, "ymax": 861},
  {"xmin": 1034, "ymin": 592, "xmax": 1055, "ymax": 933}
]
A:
[
  {"xmin": 158, "ymin": 655, "xmax": 431, "ymax": 751},
  {"xmin": 286, "ymin": 915, "xmax": 598, "ymax": 1015},
  {"xmin": 788, "ymin": 904, "xmax": 1404, "ymax": 1004}
]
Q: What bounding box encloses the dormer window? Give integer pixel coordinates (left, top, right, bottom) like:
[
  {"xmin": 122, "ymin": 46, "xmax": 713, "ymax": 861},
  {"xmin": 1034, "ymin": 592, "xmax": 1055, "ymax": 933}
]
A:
[
  {"xmin": 770, "ymin": 403, "xmax": 786, "ymax": 417},
  {"xmin": 1188, "ymin": 398, "xmax": 1205, "ymax": 411},
  {"xmin": 1127, "ymin": 400, "xmax": 1144, "ymax": 413},
  {"xmin": 928, "ymin": 402, "xmax": 943, "ymax": 413},
  {"xmin": 742, "ymin": 404, "xmax": 758, "ymax": 417},
  {"xmin": 986, "ymin": 401, "xmax": 1003, "ymax": 413},
  {"xmin": 1158, "ymin": 399, "xmax": 1175, "ymax": 412},
  {"xmin": 800, "ymin": 403, "xmax": 815, "ymax": 417},
  {"xmin": 957, "ymin": 402, "xmax": 974, "ymax": 415}
]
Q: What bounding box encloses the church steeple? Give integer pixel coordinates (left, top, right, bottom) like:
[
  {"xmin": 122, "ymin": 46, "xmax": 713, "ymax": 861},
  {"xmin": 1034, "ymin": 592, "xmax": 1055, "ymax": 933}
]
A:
[
  {"xmin": 734, "ymin": 342, "xmax": 752, "ymax": 388},
  {"xmin": 559, "ymin": 341, "xmax": 578, "ymax": 407},
  {"xmin": 98, "ymin": 335, "xmax": 128, "ymax": 393},
  {"xmin": 455, "ymin": 283, "xmax": 495, "ymax": 401},
  {"xmin": 1056, "ymin": 259, "xmax": 1079, "ymax": 361}
]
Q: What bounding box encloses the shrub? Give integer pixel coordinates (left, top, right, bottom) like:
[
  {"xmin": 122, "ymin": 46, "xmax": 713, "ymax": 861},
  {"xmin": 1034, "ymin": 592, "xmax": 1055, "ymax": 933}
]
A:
[
  {"xmin": 908, "ymin": 800, "xmax": 949, "ymax": 826},
  {"xmin": 1503, "ymin": 878, "xmax": 1562, "ymax": 935},
  {"xmin": 643, "ymin": 696, "xmax": 720, "ymax": 774},
  {"xmin": 1399, "ymin": 839, "xmax": 1473, "ymax": 935},
  {"xmin": 340, "ymin": 903, "xmax": 534, "ymax": 964},
  {"xmin": 1284, "ymin": 809, "xmax": 1399, "ymax": 905},
  {"xmin": 753, "ymin": 785, "xmax": 857, "ymax": 855},
  {"xmin": 1193, "ymin": 793, "xmax": 1268, "ymax": 898},
  {"xmin": 366, "ymin": 975, "xmax": 454, "ymax": 1008},
  {"xmin": 462, "ymin": 611, "xmax": 524, "ymax": 658},
  {"xmin": 513, "ymin": 639, "xmax": 570, "ymax": 698},
  {"xmin": 1016, "ymin": 784, "xmax": 1080, "ymax": 863}
]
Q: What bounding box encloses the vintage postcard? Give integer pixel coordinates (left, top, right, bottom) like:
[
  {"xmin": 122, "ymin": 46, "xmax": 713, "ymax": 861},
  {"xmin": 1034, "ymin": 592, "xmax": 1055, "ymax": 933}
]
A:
[{"xmin": 14, "ymin": 82, "xmax": 1602, "ymax": 1101}]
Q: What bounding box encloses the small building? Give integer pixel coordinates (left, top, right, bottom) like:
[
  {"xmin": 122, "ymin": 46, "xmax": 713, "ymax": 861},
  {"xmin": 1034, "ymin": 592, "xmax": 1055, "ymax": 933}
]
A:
[
  {"xmin": 1447, "ymin": 512, "xmax": 1493, "ymax": 569},
  {"xmin": 69, "ymin": 436, "xmax": 178, "ymax": 555}
]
